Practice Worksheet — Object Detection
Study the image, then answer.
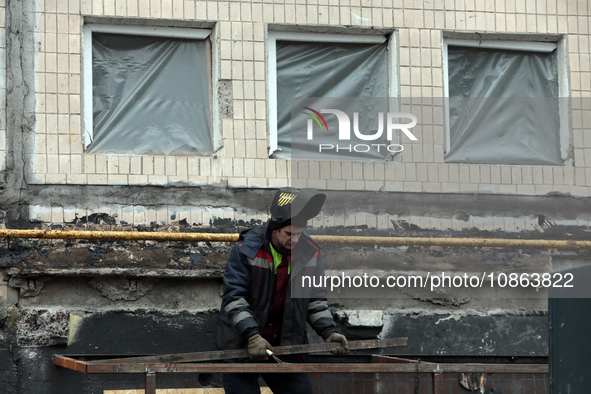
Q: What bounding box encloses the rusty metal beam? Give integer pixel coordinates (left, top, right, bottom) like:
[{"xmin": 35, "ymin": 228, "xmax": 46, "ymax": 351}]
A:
[
  {"xmin": 86, "ymin": 363, "xmax": 119, "ymax": 374},
  {"xmin": 52, "ymin": 355, "xmax": 89, "ymax": 373},
  {"xmin": 53, "ymin": 357, "xmax": 549, "ymax": 374},
  {"xmin": 1, "ymin": 228, "xmax": 590, "ymax": 249},
  {"xmin": 111, "ymin": 362, "xmax": 549, "ymax": 374}
]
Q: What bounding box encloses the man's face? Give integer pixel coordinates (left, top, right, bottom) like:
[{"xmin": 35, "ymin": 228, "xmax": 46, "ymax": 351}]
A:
[{"xmin": 271, "ymin": 225, "xmax": 305, "ymax": 254}]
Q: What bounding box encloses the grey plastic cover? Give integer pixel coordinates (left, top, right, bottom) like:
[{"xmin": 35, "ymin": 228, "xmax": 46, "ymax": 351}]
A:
[
  {"xmin": 275, "ymin": 41, "xmax": 389, "ymax": 160},
  {"xmin": 445, "ymin": 46, "xmax": 562, "ymax": 165},
  {"xmin": 88, "ymin": 33, "xmax": 213, "ymax": 155}
]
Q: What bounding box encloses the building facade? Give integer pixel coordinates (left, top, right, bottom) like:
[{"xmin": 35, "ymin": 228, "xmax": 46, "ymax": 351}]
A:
[{"xmin": 1, "ymin": 0, "xmax": 590, "ymax": 392}]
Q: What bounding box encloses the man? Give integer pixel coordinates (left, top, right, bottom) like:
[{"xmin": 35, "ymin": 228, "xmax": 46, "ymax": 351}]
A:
[{"xmin": 214, "ymin": 187, "xmax": 348, "ymax": 394}]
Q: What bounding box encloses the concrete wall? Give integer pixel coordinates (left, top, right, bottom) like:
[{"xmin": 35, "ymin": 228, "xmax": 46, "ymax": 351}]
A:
[{"xmin": 0, "ymin": 0, "xmax": 590, "ymax": 393}]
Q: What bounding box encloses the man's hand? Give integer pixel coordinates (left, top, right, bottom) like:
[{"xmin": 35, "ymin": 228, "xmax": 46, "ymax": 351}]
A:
[
  {"xmin": 325, "ymin": 332, "xmax": 349, "ymax": 356},
  {"xmin": 247, "ymin": 334, "xmax": 273, "ymax": 361}
]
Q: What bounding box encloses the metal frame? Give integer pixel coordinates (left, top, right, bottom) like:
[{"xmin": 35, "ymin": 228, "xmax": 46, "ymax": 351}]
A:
[{"xmin": 53, "ymin": 354, "xmax": 549, "ymax": 394}]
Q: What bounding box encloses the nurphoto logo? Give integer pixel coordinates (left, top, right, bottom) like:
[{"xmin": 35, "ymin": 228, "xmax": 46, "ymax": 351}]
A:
[
  {"xmin": 291, "ymin": 98, "xmax": 419, "ymax": 161},
  {"xmin": 303, "ymin": 107, "xmax": 418, "ymax": 154}
]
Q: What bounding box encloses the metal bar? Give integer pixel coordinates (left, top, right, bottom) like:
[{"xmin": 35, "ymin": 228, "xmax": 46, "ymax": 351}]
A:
[
  {"xmin": 52, "ymin": 355, "xmax": 89, "ymax": 373},
  {"xmin": 55, "ymin": 361, "xmax": 549, "ymax": 374},
  {"xmin": 432, "ymin": 364, "xmax": 444, "ymax": 394},
  {"xmin": 91, "ymin": 338, "xmax": 407, "ymax": 365},
  {"xmin": 86, "ymin": 364, "xmax": 119, "ymax": 374},
  {"xmin": 0, "ymin": 228, "xmax": 589, "ymax": 249},
  {"xmin": 145, "ymin": 372, "xmax": 156, "ymax": 394},
  {"xmin": 0, "ymin": 229, "xmax": 239, "ymax": 243}
]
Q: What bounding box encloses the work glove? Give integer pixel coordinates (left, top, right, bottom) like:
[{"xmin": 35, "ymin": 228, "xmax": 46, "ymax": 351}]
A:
[
  {"xmin": 325, "ymin": 332, "xmax": 349, "ymax": 356},
  {"xmin": 248, "ymin": 334, "xmax": 273, "ymax": 361}
]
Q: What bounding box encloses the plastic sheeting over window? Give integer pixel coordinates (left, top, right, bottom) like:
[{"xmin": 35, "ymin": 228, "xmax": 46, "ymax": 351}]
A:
[
  {"xmin": 87, "ymin": 33, "xmax": 213, "ymax": 155},
  {"xmin": 275, "ymin": 41, "xmax": 389, "ymax": 160},
  {"xmin": 445, "ymin": 46, "xmax": 563, "ymax": 165}
]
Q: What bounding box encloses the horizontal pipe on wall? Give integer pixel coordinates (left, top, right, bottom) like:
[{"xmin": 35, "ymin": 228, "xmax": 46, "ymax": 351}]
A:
[{"xmin": 0, "ymin": 229, "xmax": 589, "ymax": 249}]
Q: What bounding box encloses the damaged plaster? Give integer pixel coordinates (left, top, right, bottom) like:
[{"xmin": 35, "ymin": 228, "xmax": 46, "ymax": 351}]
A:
[
  {"xmin": 8, "ymin": 276, "xmax": 50, "ymax": 297},
  {"xmin": 0, "ymin": 237, "xmax": 231, "ymax": 272},
  {"xmin": 89, "ymin": 277, "xmax": 157, "ymax": 301},
  {"xmin": 218, "ymin": 79, "xmax": 233, "ymax": 119},
  {"xmin": 66, "ymin": 313, "xmax": 84, "ymax": 346},
  {"xmin": 336, "ymin": 310, "xmax": 383, "ymax": 327},
  {"xmin": 17, "ymin": 309, "xmax": 69, "ymax": 347},
  {"xmin": 3, "ymin": 0, "xmax": 35, "ymax": 225}
]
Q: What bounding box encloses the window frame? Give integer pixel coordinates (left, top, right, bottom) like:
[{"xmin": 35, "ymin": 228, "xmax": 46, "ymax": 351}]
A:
[
  {"xmin": 82, "ymin": 24, "xmax": 217, "ymax": 155},
  {"xmin": 442, "ymin": 38, "xmax": 571, "ymax": 165},
  {"xmin": 267, "ymin": 31, "xmax": 398, "ymax": 157}
]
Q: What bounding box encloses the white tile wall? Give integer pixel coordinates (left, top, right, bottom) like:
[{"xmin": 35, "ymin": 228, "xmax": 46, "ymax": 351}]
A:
[{"xmin": 17, "ymin": 0, "xmax": 588, "ymax": 203}]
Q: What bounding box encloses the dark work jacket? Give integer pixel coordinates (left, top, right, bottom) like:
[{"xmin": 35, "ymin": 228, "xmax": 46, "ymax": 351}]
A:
[{"xmin": 214, "ymin": 223, "xmax": 337, "ymax": 351}]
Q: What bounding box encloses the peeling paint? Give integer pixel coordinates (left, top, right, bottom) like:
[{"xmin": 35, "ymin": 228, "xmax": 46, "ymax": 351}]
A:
[
  {"xmin": 89, "ymin": 277, "xmax": 157, "ymax": 301},
  {"xmin": 435, "ymin": 314, "xmax": 461, "ymax": 324},
  {"xmin": 70, "ymin": 213, "xmax": 117, "ymax": 225},
  {"xmin": 337, "ymin": 310, "xmax": 383, "ymax": 327},
  {"xmin": 8, "ymin": 276, "xmax": 50, "ymax": 297}
]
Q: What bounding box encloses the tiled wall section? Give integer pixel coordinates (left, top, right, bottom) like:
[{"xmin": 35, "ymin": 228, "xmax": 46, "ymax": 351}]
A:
[
  {"xmin": 29, "ymin": 204, "xmax": 585, "ymax": 233},
  {"xmin": 30, "ymin": 0, "xmax": 591, "ymax": 197}
]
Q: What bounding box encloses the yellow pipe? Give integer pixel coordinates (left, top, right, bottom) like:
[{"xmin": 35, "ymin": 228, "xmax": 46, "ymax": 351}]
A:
[
  {"xmin": 0, "ymin": 229, "xmax": 589, "ymax": 249},
  {"xmin": 0, "ymin": 229, "xmax": 239, "ymax": 242},
  {"xmin": 313, "ymin": 235, "xmax": 590, "ymax": 249}
]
